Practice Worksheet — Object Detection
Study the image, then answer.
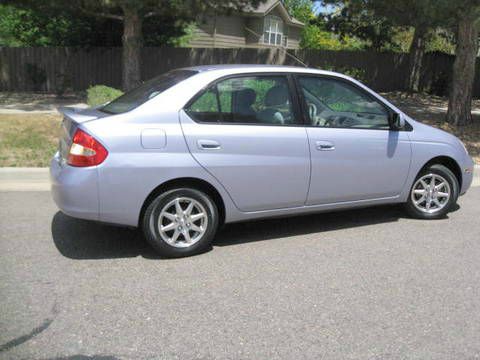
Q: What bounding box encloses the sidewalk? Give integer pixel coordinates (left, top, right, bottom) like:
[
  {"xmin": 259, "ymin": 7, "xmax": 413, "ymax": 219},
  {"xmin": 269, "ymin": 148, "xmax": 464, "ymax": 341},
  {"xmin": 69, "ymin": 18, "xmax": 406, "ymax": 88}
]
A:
[
  {"xmin": 0, "ymin": 92, "xmax": 87, "ymax": 114},
  {"xmin": 1, "ymin": 166, "xmax": 479, "ymax": 192}
]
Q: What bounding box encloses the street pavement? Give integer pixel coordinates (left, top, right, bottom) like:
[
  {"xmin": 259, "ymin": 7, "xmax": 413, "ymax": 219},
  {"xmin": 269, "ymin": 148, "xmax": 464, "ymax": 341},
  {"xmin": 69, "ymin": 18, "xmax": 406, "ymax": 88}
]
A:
[{"xmin": 0, "ymin": 187, "xmax": 480, "ymax": 359}]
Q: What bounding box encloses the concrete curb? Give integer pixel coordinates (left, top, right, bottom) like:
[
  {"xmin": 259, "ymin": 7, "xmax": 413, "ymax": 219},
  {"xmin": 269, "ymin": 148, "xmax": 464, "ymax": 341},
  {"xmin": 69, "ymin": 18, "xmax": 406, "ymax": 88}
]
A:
[
  {"xmin": 0, "ymin": 167, "xmax": 50, "ymax": 191},
  {"xmin": 0, "ymin": 166, "xmax": 479, "ymax": 192}
]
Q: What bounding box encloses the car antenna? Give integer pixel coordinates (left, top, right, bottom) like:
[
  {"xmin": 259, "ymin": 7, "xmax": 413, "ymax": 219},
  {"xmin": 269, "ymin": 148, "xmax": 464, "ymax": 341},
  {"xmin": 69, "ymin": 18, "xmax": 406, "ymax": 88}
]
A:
[{"xmin": 244, "ymin": 26, "xmax": 308, "ymax": 68}]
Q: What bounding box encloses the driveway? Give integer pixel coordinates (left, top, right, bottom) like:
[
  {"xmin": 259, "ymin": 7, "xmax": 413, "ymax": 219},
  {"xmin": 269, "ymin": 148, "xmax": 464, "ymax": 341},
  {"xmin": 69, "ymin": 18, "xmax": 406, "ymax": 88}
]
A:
[{"xmin": 1, "ymin": 187, "xmax": 479, "ymax": 360}]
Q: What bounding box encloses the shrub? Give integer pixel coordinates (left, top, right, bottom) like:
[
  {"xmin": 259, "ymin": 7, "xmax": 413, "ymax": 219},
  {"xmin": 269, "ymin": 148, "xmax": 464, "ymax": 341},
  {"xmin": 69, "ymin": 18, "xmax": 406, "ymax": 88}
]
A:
[{"xmin": 86, "ymin": 85, "xmax": 123, "ymax": 107}]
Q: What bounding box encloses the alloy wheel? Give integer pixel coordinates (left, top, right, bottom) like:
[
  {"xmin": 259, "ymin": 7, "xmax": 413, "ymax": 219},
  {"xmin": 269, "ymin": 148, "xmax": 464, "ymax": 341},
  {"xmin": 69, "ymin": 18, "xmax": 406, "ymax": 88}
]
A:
[
  {"xmin": 411, "ymin": 173, "xmax": 451, "ymax": 214},
  {"xmin": 158, "ymin": 197, "xmax": 208, "ymax": 248}
]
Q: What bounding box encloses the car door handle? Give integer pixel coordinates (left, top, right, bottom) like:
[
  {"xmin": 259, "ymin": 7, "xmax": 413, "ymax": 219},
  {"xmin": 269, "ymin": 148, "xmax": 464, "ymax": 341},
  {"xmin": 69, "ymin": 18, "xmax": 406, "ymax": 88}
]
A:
[
  {"xmin": 197, "ymin": 139, "xmax": 221, "ymax": 150},
  {"xmin": 315, "ymin": 140, "xmax": 335, "ymax": 151}
]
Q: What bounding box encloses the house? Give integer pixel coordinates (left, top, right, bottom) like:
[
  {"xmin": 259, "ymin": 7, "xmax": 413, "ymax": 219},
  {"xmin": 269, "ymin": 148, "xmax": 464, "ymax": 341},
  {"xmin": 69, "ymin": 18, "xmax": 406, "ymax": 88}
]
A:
[{"xmin": 188, "ymin": 0, "xmax": 305, "ymax": 49}]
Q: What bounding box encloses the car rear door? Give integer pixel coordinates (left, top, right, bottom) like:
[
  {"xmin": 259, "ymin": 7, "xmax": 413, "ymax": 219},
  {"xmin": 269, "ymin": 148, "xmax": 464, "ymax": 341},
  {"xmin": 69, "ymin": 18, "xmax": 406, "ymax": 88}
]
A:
[
  {"xmin": 180, "ymin": 73, "xmax": 310, "ymax": 212},
  {"xmin": 296, "ymin": 75, "xmax": 411, "ymax": 205}
]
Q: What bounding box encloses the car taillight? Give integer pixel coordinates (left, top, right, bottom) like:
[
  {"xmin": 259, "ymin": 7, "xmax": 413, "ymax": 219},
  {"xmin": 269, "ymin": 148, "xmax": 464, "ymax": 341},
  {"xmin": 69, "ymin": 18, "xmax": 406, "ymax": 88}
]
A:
[{"xmin": 67, "ymin": 129, "xmax": 108, "ymax": 167}]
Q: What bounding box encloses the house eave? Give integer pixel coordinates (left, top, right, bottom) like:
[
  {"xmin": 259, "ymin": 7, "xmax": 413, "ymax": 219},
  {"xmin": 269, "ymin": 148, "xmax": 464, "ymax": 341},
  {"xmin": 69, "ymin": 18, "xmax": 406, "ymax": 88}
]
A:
[{"xmin": 239, "ymin": 0, "xmax": 305, "ymax": 28}]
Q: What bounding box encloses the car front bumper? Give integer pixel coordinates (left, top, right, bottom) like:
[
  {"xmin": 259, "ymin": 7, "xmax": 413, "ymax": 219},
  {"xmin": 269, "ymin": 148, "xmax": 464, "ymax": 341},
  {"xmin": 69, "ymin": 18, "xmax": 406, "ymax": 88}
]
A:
[
  {"xmin": 50, "ymin": 152, "xmax": 99, "ymax": 221},
  {"xmin": 460, "ymin": 157, "xmax": 475, "ymax": 195}
]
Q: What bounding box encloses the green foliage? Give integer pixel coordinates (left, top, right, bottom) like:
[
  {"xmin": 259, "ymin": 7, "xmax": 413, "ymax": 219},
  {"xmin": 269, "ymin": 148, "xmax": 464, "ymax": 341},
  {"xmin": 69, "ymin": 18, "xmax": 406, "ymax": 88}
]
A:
[
  {"xmin": 188, "ymin": 77, "xmax": 290, "ymax": 116},
  {"xmin": 167, "ymin": 23, "xmax": 196, "ymax": 47},
  {"xmin": 426, "ymin": 30, "xmax": 456, "ymax": 55},
  {"xmin": 142, "ymin": 18, "xmax": 194, "ymax": 47},
  {"xmin": 1, "ymin": 1, "xmax": 270, "ymax": 49},
  {"xmin": 389, "ymin": 28, "xmax": 414, "ymax": 53},
  {"xmin": 189, "ymin": 89, "xmax": 218, "ymax": 112},
  {"xmin": 318, "ymin": 0, "xmax": 470, "ymax": 55},
  {"xmin": 0, "ymin": 4, "xmax": 110, "ymax": 46},
  {"xmin": 301, "ymin": 23, "xmax": 365, "ymax": 50},
  {"xmin": 87, "ymin": 85, "xmax": 124, "ymax": 107},
  {"xmin": 242, "ymin": 79, "xmax": 276, "ymax": 111},
  {"xmin": 283, "ymin": 0, "xmax": 314, "ymax": 23},
  {"xmin": 301, "ymin": 77, "xmax": 369, "ymax": 113},
  {"xmin": 319, "ymin": 0, "xmax": 461, "ymax": 53},
  {"xmin": 284, "ymin": 0, "xmax": 366, "ymax": 51},
  {"xmin": 321, "ymin": 4, "xmax": 398, "ymax": 51},
  {"xmin": 323, "ymin": 0, "xmax": 443, "ymax": 29}
]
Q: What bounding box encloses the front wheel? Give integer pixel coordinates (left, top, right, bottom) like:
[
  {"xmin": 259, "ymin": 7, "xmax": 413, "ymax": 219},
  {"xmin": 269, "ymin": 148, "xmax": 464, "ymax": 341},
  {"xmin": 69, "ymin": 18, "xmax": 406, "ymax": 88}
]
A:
[
  {"xmin": 405, "ymin": 164, "xmax": 459, "ymax": 219},
  {"xmin": 142, "ymin": 188, "xmax": 219, "ymax": 258}
]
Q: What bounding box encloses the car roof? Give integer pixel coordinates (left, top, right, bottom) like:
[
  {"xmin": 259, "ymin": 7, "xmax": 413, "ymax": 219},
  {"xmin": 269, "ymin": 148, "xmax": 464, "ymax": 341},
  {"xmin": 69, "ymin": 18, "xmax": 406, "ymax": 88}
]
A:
[{"xmin": 182, "ymin": 64, "xmax": 345, "ymax": 77}]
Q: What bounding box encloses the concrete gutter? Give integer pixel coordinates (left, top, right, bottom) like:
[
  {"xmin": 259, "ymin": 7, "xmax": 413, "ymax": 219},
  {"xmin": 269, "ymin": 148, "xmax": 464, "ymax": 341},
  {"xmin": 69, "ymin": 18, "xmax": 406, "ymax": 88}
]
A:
[
  {"xmin": 0, "ymin": 167, "xmax": 50, "ymax": 191},
  {"xmin": 1, "ymin": 166, "xmax": 479, "ymax": 192}
]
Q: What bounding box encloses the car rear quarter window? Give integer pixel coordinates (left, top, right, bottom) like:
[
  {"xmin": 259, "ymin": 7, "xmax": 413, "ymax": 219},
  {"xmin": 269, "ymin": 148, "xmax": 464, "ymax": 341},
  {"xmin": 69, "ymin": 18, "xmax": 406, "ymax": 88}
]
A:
[{"xmin": 101, "ymin": 69, "xmax": 197, "ymax": 114}]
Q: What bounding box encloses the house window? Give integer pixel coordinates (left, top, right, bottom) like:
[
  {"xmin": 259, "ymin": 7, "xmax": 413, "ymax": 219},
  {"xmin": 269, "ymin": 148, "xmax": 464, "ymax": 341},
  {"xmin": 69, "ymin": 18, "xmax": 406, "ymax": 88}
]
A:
[{"xmin": 263, "ymin": 15, "xmax": 284, "ymax": 46}]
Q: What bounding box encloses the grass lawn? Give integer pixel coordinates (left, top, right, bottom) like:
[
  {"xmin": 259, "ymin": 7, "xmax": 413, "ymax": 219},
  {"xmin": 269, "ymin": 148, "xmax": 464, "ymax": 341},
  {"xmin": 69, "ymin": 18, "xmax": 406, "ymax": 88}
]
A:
[{"xmin": 0, "ymin": 114, "xmax": 61, "ymax": 167}]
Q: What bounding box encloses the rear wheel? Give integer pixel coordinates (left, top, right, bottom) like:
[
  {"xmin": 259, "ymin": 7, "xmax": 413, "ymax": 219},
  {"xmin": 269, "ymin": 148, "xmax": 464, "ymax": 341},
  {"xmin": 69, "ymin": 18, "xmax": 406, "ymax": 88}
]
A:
[
  {"xmin": 142, "ymin": 188, "xmax": 219, "ymax": 258},
  {"xmin": 405, "ymin": 164, "xmax": 459, "ymax": 219}
]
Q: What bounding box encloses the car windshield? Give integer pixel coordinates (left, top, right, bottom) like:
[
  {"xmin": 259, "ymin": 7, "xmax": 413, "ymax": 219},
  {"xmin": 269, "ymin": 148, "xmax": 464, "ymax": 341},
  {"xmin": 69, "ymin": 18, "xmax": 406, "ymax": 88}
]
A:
[{"xmin": 101, "ymin": 69, "xmax": 197, "ymax": 114}]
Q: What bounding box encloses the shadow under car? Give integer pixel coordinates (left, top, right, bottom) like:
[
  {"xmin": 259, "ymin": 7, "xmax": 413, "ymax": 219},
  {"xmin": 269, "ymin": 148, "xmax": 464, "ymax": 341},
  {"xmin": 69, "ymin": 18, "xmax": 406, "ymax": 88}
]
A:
[{"xmin": 50, "ymin": 203, "xmax": 432, "ymax": 260}]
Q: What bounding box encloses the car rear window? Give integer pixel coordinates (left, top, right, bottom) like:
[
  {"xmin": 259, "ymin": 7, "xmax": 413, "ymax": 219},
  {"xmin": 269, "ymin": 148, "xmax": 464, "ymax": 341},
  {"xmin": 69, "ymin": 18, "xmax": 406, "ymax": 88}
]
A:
[{"xmin": 101, "ymin": 69, "xmax": 197, "ymax": 114}]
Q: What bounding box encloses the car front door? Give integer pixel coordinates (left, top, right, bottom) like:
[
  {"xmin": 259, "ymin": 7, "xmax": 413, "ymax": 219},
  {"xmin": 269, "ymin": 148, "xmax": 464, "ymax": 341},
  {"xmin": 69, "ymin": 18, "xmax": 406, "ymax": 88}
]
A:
[
  {"xmin": 180, "ymin": 73, "xmax": 310, "ymax": 212},
  {"xmin": 296, "ymin": 75, "xmax": 411, "ymax": 205}
]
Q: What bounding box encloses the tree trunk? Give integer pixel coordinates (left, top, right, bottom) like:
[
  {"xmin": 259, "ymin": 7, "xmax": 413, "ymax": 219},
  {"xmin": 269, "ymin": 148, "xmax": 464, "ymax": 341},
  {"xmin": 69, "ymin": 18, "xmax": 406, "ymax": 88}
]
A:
[
  {"xmin": 122, "ymin": 5, "xmax": 142, "ymax": 91},
  {"xmin": 447, "ymin": 16, "xmax": 479, "ymax": 126},
  {"xmin": 407, "ymin": 26, "xmax": 428, "ymax": 92}
]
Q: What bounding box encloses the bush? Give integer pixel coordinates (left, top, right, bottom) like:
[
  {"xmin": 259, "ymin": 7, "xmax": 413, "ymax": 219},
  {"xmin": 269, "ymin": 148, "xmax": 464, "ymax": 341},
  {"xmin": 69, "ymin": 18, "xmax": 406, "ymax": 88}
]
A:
[{"xmin": 86, "ymin": 85, "xmax": 123, "ymax": 107}]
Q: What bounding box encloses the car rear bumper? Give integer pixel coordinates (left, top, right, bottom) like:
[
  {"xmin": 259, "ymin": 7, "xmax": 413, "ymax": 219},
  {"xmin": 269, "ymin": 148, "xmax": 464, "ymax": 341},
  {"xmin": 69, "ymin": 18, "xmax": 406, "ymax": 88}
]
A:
[{"xmin": 50, "ymin": 152, "xmax": 99, "ymax": 221}]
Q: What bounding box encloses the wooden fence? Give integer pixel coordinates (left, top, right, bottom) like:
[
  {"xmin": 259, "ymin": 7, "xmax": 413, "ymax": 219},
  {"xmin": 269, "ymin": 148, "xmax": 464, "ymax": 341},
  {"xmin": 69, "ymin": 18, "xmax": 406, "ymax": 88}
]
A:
[{"xmin": 0, "ymin": 47, "xmax": 478, "ymax": 96}]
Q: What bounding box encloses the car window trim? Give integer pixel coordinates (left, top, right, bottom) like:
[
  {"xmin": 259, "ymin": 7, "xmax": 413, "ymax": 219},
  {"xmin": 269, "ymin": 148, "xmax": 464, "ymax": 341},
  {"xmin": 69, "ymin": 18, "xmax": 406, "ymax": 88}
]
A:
[
  {"xmin": 292, "ymin": 73, "xmax": 412, "ymax": 132},
  {"xmin": 184, "ymin": 72, "xmax": 306, "ymax": 127}
]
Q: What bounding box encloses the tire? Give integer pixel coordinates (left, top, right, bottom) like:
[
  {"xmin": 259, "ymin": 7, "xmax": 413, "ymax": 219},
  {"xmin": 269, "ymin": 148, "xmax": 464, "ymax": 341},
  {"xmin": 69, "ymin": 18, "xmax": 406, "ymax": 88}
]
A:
[
  {"xmin": 405, "ymin": 164, "xmax": 459, "ymax": 219},
  {"xmin": 142, "ymin": 188, "xmax": 219, "ymax": 258}
]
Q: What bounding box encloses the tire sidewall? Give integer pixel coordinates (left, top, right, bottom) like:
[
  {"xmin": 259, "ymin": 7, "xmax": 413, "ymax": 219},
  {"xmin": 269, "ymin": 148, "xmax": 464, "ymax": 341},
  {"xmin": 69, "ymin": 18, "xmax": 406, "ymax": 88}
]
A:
[
  {"xmin": 406, "ymin": 164, "xmax": 459, "ymax": 219},
  {"xmin": 143, "ymin": 188, "xmax": 219, "ymax": 257}
]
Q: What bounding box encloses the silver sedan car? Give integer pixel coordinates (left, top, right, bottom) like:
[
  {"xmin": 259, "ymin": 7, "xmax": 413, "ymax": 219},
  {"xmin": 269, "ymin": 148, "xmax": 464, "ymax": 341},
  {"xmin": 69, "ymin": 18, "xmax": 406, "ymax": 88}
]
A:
[{"xmin": 51, "ymin": 65, "xmax": 475, "ymax": 257}]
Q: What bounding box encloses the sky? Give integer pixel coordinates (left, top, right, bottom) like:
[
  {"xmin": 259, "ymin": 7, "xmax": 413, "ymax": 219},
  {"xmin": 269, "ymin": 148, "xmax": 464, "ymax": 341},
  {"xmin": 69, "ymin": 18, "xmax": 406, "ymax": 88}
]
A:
[{"xmin": 312, "ymin": 1, "xmax": 339, "ymax": 15}]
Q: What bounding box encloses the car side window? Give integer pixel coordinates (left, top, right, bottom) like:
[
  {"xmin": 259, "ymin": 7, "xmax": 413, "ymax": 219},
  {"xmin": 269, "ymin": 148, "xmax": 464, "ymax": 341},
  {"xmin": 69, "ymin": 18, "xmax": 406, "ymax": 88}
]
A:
[
  {"xmin": 185, "ymin": 88, "xmax": 219, "ymax": 123},
  {"xmin": 298, "ymin": 76, "xmax": 390, "ymax": 129},
  {"xmin": 186, "ymin": 75, "xmax": 297, "ymax": 125}
]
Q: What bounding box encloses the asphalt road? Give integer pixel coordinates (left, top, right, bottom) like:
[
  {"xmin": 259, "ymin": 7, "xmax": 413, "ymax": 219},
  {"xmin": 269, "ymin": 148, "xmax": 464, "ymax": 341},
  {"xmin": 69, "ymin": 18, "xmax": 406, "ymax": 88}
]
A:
[{"xmin": 1, "ymin": 189, "xmax": 480, "ymax": 360}]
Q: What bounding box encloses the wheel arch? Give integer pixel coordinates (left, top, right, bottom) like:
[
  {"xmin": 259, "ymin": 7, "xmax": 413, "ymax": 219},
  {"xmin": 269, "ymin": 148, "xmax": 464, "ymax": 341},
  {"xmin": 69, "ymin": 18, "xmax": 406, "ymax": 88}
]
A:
[
  {"xmin": 138, "ymin": 177, "xmax": 226, "ymax": 227},
  {"xmin": 419, "ymin": 156, "xmax": 462, "ymax": 189}
]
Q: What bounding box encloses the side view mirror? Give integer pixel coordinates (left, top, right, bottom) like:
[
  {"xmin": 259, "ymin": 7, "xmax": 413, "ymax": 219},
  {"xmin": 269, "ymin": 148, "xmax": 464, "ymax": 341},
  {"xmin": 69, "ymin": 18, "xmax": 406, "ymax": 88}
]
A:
[{"xmin": 390, "ymin": 112, "xmax": 405, "ymax": 130}]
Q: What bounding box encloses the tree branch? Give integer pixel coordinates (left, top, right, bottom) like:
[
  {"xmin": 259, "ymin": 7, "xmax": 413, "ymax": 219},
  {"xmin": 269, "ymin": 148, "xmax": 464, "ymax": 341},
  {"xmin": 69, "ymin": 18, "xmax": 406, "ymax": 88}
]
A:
[
  {"xmin": 80, "ymin": 7, "xmax": 124, "ymax": 21},
  {"xmin": 144, "ymin": 11, "xmax": 158, "ymax": 18}
]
